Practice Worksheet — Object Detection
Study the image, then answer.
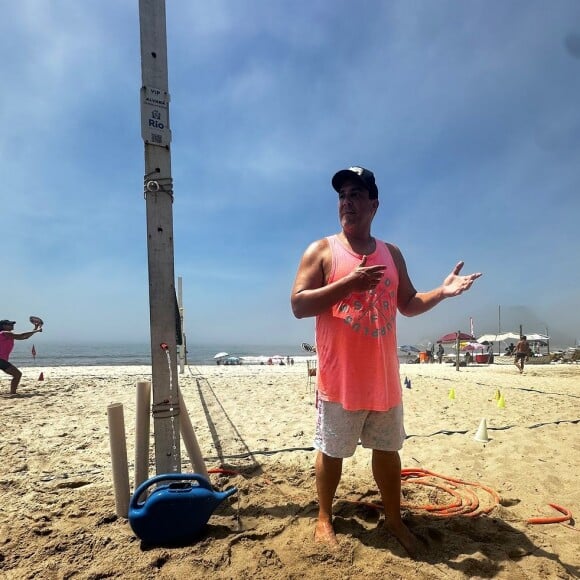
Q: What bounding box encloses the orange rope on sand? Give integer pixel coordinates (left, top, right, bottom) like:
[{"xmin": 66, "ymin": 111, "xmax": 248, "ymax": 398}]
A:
[
  {"xmin": 207, "ymin": 466, "xmax": 573, "ymax": 527},
  {"xmin": 400, "ymin": 468, "xmax": 500, "ymax": 517},
  {"xmin": 349, "ymin": 467, "xmax": 501, "ymax": 518},
  {"xmin": 527, "ymin": 503, "xmax": 573, "ymax": 525},
  {"xmin": 207, "ymin": 468, "xmax": 240, "ymax": 476}
]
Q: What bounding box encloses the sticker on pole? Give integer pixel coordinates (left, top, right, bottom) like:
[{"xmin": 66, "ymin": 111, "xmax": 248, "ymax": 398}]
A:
[{"xmin": 141, "ymin": 86, "xmax": 172, "ymax": 147}]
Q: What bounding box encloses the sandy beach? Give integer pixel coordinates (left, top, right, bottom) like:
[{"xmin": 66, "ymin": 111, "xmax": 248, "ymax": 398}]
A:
[{"xmin": 1, "ymin": 362, "xmax": 578, "ymax": 579}]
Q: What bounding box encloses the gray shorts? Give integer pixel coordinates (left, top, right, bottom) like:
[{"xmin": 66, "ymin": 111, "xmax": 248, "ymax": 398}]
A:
[{"xmin": 314, "ymin": 399, "xmax": 406, "ymax": 458}]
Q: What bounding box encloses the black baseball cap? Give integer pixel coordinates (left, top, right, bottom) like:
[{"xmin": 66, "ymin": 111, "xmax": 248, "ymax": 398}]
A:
[
  {"xmin": 332, "ymin": 166, "xmax": 379, "ymax": 199},
  {"xmin": 0, "ymin": 320, "xmax": 16, "ymax": 326}
]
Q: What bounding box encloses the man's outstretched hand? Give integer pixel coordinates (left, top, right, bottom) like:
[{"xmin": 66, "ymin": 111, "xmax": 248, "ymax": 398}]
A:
[{"xmin": 441, "ymin": 261, "xmax": 482, "ymax": 298}]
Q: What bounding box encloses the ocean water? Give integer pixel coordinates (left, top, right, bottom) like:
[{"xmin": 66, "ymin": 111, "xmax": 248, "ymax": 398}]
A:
[{"xmin": 8, "ymin": 341, "xmax": 311, "ymax": 368}]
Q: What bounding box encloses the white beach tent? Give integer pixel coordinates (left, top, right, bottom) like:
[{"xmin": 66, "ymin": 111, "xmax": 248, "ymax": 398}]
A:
[
  {"xmin": 478, "ymin": 332, "xmax": 550, "ymax": 343},
  {"xmin": 525, "ymin": 333, "xmax": 550, "ymax": 342},
  {"xmin": 477, "ymin": 332, "xmax": 520, "ymax": 343},
  {"xmin": 477, "ymin": 332, "xmax": 520, "ymax": 356},
  {"xmin": 478, "ymin": 332, "xmax": 551, "ymax": 355}
]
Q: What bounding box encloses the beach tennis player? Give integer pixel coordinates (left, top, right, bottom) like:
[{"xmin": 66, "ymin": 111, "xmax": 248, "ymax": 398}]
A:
[
  {"xmin": 514, "ymin": 335, "xmax": 531, "ymax": 373},
  {"xmin": 291, "ymin": 166, "xmax": 482, "ymax": 556},
  {"xmin": 0, "ymin": 317, "xmax": 44, "ymax": 394}
]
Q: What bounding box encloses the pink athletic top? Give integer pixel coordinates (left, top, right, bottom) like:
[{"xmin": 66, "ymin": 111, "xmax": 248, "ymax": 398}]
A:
[
  {"xmin": 315, "ymin": 235, "xmax": 402, "ymax": 411},
  {"xmin": 0, "ymin": 331, "xmax": 15, "ymax": 360}
]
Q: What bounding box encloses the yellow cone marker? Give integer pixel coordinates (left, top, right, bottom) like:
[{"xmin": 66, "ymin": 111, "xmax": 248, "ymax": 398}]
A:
[
  {"xmin": 493, "ymin": 389, "xmax": 501, "ymax": 401},
  {"xmin": 448, "ymin": 388, "xmax": 456, "ymax": 400},
  {"xmin": 497, "ymin": 394, "xmax": 506, "ymax": 409}
]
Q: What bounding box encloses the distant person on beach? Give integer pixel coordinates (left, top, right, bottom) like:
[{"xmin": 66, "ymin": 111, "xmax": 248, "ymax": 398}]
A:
[
  {"xmin": 487, "ymin": 343, "xmax": 494, "ymax": 363},
  {"xmin": 0, "ymin": 319, "xmax": 43, "ymax": 394},
  {"xmin": 291, "ymin": 166, "xmax": 482, "ymax": 556},
  {"xmin": 505, "ymin": 342, "xmax": 515, "ymax": 356},
  {"xmin": 437, "ymin": 343, "xmax": 444, "ymax": 364},
  {"xmin": 514, "ymin": 336, "xmax": 531, "ymax": 373}
]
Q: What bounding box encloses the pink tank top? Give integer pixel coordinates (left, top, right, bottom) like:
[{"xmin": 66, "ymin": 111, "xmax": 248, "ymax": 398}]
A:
[
  {"xmin": 315, "ymin": 235, "xmax": 402, "ymax": 411},
  {"xmin": 0, "ymin": 332, "xmax": 15, "ymax": 360}
]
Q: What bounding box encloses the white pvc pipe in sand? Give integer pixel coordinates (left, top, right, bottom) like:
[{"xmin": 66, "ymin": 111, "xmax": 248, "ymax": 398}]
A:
[
  {"xmin": 134, "ymin": 381, "xmax": 151, "ymax": 490},
  {"xmin": 107, "ymin": 402, "xmax": 130, "ymax": 518},
  {"xmin": 178, "ymin": 389, "xmax": 209, "ymax": 479}
]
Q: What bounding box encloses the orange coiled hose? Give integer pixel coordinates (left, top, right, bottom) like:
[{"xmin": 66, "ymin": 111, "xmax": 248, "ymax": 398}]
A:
[
  {"xmin": 207, "ymin": 466, "xmax": 572, "ymax": 525},
  {"xmin": 350, "ymin": 467, "xmax": 500, "ymax": 518}
]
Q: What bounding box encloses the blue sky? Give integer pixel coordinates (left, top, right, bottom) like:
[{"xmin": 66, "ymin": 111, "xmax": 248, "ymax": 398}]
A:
[{"xmin": 2, "ymin": 1, "xmax": 579, "ymax": 348}]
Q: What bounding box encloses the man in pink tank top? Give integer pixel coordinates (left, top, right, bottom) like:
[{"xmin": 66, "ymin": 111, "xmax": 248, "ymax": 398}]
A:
[{"xmin": 291, "ymin": 166, "xmax": 482, "ymax": 556}]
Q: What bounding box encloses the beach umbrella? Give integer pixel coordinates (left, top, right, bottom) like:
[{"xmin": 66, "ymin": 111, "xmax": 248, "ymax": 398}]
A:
[
  {"xmin": 398, "ymin": 345, "xmax": 420, "ymax": 353},
  {"xmin": 437, "ymin": 331, "xmax": 475, "ymax": 344},
  {"xmin": 213, "ymin": 352, "xmax": 228, "ymax": 359},
  {"xmin": 461, "ymin": 342, "xmax": 487, "ymax": 351},
  {"xmin": 301, "ymin": 342, "xmax": 316, "ymax": 353},
  {"xmin": 437, "ymin": 331, "xmax": 475, "ymax": 371}
]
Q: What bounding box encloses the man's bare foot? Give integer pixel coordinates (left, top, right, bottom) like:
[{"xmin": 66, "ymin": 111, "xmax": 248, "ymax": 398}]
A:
[
  {"xmin": 314, "ymin": 520, "xmax": 339, "ymax": 548},
  {"xmin": 386, "ymin": 520, "xmax": 419, "ymax": 558}
]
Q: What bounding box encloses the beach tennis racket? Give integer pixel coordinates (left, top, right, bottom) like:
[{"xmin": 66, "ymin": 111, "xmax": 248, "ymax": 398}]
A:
[
  {"xmin": 30, "ymin": 316, "xmax": 44, "ymax": 330},
  {"xmin": 301, "ymin": 342, "xmax": 316, "ymax": 353}
]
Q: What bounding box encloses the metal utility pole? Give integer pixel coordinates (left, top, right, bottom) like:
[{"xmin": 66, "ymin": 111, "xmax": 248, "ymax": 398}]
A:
[
  {"xmin": 498, "ymin": 305, "xmax": 501, "ymax": 357},
  {"xmin": 139, "ymin": 0, "xmax": 180, "ymax": 474}
]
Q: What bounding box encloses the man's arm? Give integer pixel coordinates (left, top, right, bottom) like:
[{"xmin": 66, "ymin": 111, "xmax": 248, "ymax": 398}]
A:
[
  {"xmin": 388, "ymin": 243, "xmax": 482, "ymax": 317},
  {"xmin": 291, "ymin": 239, "xmax": 386, "ymax": 319}
]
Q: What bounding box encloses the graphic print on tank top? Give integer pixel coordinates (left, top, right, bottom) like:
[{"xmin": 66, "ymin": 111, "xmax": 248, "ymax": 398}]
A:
[{"xmin": 333, "ymin": 268, "xmax": 397, "ymax": 338}]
